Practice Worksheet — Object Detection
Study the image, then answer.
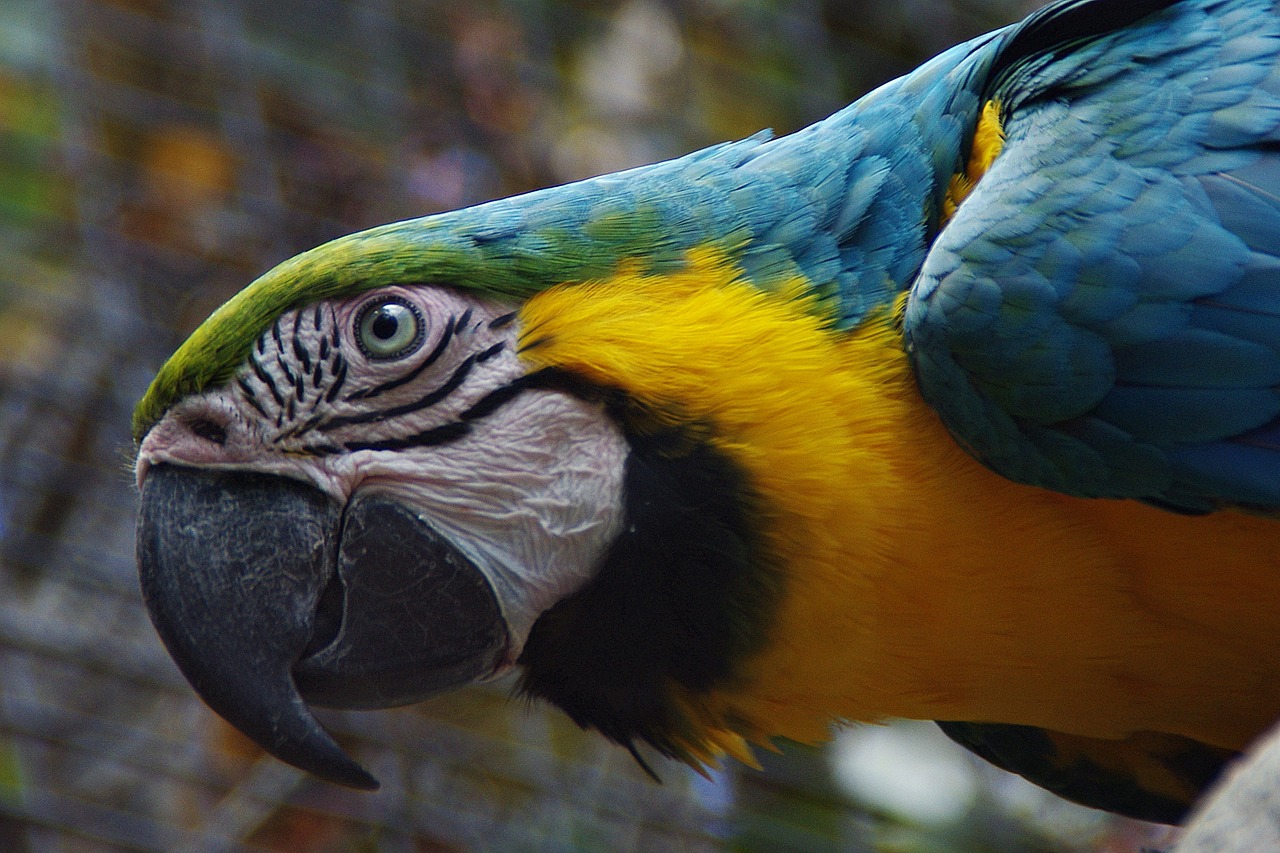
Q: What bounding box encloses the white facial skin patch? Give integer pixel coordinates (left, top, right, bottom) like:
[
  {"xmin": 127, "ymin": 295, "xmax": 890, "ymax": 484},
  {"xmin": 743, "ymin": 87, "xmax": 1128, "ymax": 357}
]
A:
[{"xmin": 137, "ymin": 285, "xmax": 629, "ymax": 664}]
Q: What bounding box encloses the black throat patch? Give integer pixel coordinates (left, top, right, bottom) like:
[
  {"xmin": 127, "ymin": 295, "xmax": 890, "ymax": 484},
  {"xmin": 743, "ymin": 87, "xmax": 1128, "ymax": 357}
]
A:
[{"xmin": 515, "ymin": 369, "xmax": 780, "ymax": 766}]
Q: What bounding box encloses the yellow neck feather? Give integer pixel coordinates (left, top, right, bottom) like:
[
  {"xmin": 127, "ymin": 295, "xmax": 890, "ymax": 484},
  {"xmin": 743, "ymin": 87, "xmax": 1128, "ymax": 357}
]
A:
[
  {"xmin": 942, "ymin": 99, "xmax": 1005, "ymax": 226},
  {"xmin": 517, "ymin": 250, "xmax": 1280, "ymax": 760}
]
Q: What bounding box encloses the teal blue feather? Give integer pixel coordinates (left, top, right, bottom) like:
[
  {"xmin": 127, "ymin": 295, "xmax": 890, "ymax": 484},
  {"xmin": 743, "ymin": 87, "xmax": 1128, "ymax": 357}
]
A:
[{"xmin": 907, "ymin": 0, "xmax": 1280, "ymax": 511}]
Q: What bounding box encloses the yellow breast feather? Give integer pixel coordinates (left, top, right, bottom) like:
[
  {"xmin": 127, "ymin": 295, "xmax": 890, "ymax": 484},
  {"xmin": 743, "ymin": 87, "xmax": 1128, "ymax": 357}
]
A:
[{"xmin": 518, "ymin": 248, "xmax": 1280, "ymax": 763}]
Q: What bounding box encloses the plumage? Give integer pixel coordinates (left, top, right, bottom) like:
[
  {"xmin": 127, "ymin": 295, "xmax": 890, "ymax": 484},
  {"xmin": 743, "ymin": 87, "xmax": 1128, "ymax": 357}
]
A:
[
  {"xmin": 908, "ymin": 0, "xmax": 1280, "ymax": 510},
  {"xmin": 131, "ymin": 0, "xmax": 1280, "ymax": 825}
]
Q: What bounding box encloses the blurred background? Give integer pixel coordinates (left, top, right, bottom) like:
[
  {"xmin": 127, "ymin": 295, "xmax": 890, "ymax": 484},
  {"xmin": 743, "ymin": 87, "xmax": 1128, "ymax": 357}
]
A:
[{"xmin": 0, "ymin": 0, "xmax": 1187, "ymax": 850}]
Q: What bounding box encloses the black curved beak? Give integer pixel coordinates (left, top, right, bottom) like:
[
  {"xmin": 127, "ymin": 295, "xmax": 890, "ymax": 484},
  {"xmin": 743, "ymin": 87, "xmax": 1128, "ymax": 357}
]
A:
[{"xmin": 136, "ymin": 464, "xmax": 509, "ymax": 789}]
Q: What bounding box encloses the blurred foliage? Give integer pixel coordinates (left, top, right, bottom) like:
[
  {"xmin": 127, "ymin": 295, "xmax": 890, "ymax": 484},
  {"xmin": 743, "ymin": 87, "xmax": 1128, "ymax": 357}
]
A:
[{"xmin": 0, "ymin": 0, "xmax": 1182, "ymax": 850}]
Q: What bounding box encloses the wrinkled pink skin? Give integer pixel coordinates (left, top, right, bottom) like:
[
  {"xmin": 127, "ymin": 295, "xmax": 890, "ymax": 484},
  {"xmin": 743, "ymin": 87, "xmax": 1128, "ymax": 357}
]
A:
[{"xmin": 137, "ymin": 285, "xmax": 629, "ymax": 666}]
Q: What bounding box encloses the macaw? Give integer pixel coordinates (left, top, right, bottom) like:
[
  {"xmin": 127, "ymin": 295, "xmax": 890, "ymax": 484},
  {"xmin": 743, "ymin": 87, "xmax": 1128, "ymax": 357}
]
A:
[{"xmin": 132, "ymin": 0, "xmax": 1280, "ymax": 824}]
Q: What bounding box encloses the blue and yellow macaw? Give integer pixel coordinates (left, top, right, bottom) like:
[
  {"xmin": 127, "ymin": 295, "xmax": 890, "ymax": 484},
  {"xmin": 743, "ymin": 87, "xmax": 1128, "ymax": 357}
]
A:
[{"xmin": 132, "ymin": 0, "xmax": 1280, "ymax": 823}]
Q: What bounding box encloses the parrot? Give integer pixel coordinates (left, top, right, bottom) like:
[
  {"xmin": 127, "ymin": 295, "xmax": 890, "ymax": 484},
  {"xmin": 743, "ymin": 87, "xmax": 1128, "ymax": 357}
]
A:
[{"xmin": 132, "ymin": 0, "xmax": 1280, "ymax": 825}]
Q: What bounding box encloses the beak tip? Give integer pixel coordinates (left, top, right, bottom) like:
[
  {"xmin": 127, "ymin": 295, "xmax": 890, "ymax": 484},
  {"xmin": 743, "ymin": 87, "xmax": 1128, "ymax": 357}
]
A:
[
  {"xmin": 292, "ymin": 723, "xmax": 379, "ymax": 789},
  {"xmin": 275, "ymin": 724, "xmax": 380, "ymax": 789},
  {"xmin": 245, "ymin": 696, "xmax": 382, "ymax": 791},
  {"xmin": 327, "ymin": 761, "xmax": 380, "ymax": 791}
]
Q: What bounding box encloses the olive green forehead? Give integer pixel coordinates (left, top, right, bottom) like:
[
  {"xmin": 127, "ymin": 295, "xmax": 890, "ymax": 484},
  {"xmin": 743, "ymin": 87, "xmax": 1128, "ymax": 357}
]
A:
[
  {"xmin": 132, "ymin": 221, "xmax": 518, "ymax": 442},
  {"xmin": 129, "ymin": 207, "xmax": 681, "ymax": 442}
]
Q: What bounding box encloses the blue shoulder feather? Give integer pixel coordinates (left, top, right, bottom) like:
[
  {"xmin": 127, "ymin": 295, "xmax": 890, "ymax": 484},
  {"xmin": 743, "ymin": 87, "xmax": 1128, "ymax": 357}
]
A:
[{"xmin": 907, "ymin": 0, "xmax": 1280, "ymax": 511}]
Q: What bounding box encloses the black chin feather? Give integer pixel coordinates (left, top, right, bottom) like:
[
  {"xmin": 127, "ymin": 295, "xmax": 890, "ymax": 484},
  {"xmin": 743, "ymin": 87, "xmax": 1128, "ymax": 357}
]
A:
[{"xmin": 515, "ymin": 370, "xmax": 779, "ymax": 762}]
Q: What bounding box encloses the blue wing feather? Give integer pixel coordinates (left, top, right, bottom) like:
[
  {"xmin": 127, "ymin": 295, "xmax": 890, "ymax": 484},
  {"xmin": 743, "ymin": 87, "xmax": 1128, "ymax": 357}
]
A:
[{"xmin": 907, "ymin": 0, "xmax": 1280, "ymax": 511}]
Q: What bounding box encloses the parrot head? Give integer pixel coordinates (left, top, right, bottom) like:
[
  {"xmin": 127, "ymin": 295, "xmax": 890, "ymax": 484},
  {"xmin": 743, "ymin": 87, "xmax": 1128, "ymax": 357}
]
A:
[{"xmin": 133, "ymin": 180, "xmax": 791, "ymax": 789}]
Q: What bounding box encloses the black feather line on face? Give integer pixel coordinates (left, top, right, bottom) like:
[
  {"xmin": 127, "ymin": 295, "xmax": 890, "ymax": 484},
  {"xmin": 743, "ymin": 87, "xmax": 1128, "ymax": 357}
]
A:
[
  {"xmin": 276, "ymin": 347, "xmax": 299, "ymax": 389},
  {"xmin": 320, "ymin": 352, "xmax": 479, "ymax": 432},
  {"xmin": 292, "ymin": 324, "xmax": 312, "ymax": 375},
  {"xmin": 250, "ymin": 352, "xmax": 285, "ymax": 409},
  {"xmin": 343, "ymin": 421, "xmax": 472, "ymax": 452},
  {"xmin": 488, "ymin": 311, "xmax": 518, "ymax": 330},
  {"xmin": 237, "ymin": 377, "xmax": 268, "ymax": 420},
  {"xmin": 516, "ymin": 369, "xmax": 781, "ymax": 764},
  {"xmin": 325, "ymin": 357, "xmax": 347, "ymax": 403}
]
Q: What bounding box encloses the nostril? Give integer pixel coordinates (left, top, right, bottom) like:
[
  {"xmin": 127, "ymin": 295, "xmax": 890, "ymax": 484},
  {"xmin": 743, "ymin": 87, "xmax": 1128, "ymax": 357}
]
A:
[{"xmin": 189, "ymin": 417, "xmax": 228, "ymax": 445}]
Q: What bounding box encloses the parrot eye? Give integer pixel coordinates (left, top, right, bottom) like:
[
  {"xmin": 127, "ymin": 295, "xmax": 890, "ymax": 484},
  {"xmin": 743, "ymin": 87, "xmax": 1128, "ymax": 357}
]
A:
[{"xmin": 355, "ymin": 297, "xmax": 425, "ymax": 360}]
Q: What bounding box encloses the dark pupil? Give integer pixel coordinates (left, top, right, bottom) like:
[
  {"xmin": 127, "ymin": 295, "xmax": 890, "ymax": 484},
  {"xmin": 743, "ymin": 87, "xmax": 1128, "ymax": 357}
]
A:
[{"xmin": 371, "ymin": 310, "xmax": 399, "ymax": 340}]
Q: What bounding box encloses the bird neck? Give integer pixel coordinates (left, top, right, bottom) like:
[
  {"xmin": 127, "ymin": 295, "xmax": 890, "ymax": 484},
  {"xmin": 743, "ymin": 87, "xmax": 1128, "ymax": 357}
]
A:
[{"xmin": 516, "ymin": 249, "xmax": 1280, "ymax": 764}]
